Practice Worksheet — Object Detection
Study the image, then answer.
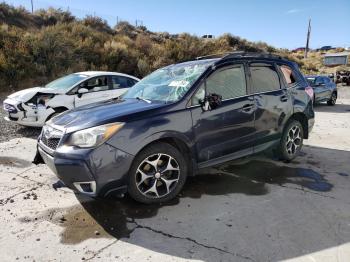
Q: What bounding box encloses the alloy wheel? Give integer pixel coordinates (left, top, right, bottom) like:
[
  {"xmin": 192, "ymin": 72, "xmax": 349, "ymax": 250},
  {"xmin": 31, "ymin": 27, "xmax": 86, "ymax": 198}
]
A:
[
  {"xmin": 285, "ymin": 125, "xmax": 302, "ymax": 156},
  {"xmin": 331, "ymin": 93, "xmax": 337, "ymax": 104},
  {"xmin": 135, "ymin": 153, "xmax": 180, "ymax": 198}
]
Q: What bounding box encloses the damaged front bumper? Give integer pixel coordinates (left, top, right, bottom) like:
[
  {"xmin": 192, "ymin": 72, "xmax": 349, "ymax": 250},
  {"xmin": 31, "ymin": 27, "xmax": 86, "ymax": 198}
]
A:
[
  {"xmin": 3, "ymin": 97, "xmax": 54, "ymax": 127},
  {"xmin": 34, "ymin": 138, "xmax": 134, "ymax": 197}
]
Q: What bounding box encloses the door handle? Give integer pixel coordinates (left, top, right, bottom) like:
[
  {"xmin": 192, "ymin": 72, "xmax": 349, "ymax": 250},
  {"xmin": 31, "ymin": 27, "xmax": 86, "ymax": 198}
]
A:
[
  {"xmin": 241, "ymin": 103, "xmax": 254, "ymax": 112},
  {"xmin": 280, "ymin": 95, "xmax": 288, "ymax": 102}
]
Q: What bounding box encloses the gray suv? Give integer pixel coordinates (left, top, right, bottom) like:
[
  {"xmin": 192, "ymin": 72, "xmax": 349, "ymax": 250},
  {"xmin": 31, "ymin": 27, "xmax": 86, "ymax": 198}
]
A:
[{"xmin": 306, "ymin": 75, "xmax": 337, "ymax": 105}]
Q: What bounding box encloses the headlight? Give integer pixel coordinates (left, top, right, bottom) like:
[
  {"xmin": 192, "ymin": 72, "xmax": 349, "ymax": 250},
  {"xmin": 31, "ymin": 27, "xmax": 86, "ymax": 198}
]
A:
[{"xmin": 67, "ymin": 122, "xmax": 124, "ymax": 148}]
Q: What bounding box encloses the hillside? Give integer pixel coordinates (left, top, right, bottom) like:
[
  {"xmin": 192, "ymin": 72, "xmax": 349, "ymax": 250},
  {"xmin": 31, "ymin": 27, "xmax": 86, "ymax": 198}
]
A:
[{"xmin": 0, "ymin": 2, "xmax": 347, "ymax": 91}]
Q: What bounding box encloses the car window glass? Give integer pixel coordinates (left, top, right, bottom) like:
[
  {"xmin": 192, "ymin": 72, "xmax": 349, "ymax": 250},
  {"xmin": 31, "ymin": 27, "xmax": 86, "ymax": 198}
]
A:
[
  {"xmin": 191, "ymin": 83, "xmax": 205, "ymax": 106},
  {"xmin": 250, "ymin": 64, "xmax": 280, "ymax": 92},
  {"xmin": 206, "ymin": 65, "xmax": 246, "ymax": 100},
  {"xmin": 81, "ymin": 76, "xmax": 108, "ymax": 92},
  {"xmin": 315, "ymin": 77, "xmax": 323, "ymax": 85},
  {"xmin": 112, "ymin": 76, "xmax": 135, "ymax": 89},
  {"xmin": 278, "ymin": 65, "xmax": 296, "ymax": 86}
]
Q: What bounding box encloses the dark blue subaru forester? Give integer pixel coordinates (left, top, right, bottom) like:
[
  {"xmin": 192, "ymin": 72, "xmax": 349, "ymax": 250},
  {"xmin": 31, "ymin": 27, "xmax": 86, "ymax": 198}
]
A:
[{"xmin": 34, "ymin": 52, "xmax": 315, "ymax": 204}]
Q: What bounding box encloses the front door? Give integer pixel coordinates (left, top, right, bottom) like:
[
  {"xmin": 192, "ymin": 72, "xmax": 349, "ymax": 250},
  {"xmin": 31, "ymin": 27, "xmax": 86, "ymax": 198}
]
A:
[
  {"xmin": 74, "ymin": 76, "xmax": 111, "ymax": 107},
  {"xmin": 190, "ymin": 63, "xmax": 255, "ymax": 165}
]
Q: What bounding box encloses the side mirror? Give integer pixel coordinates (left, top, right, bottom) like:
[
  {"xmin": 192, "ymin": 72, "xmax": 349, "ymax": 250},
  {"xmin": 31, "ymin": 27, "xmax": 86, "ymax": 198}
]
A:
[
  {"xmin": 77, "ymin": 88, "xmax": 88, "ymax": 98},
  {"xmin": 201, "ymin": 93, "xmax": 222, "ymax": 111}
]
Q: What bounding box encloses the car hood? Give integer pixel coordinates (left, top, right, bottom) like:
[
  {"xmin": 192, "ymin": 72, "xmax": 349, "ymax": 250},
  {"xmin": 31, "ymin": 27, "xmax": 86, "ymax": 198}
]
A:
[
  {"xmin": 7, "ymin": 87, "xmax": 66, "ymax": 101},
  {"xmin": 49, "ymin": 99, "xmax": 166, "ymax": 133}
]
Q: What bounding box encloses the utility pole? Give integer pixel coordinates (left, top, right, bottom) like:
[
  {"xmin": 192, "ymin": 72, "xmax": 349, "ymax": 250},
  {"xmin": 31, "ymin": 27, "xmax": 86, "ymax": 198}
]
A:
[
  {"xmin": 30, "ymin": 0, "xmax": 33, "ymax": 13},
  {"xmin": 304, "ymin": 18, "xmax": 311, "ymax": 58}
]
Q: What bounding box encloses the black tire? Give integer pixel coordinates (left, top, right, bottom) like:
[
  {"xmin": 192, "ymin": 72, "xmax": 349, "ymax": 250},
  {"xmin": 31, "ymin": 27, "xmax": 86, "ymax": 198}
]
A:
[
  {"xmin": 277, "ymin": 120, "xmax": 304, "ymax": 162},
  {"xmin": 128, "ymin": 142, "xmax": 188, "ymax": 204},
  {"xmin": 313, "ymin": 94, "xmax": 316, "ymax": 106},
  {"xmin": 327, "ymin": 92, "xmax": 337, "ymax": 106}
]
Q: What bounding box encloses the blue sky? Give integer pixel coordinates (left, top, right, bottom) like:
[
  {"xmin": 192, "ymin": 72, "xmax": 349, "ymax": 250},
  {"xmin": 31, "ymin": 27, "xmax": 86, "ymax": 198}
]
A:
[{"xmin": 6, "ymin": 0, "xmax": 350, "ymax": 49}]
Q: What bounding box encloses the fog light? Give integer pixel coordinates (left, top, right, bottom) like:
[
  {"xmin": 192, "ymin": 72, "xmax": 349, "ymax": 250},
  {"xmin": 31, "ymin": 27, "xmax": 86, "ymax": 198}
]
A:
[{"xmin": 73, "ymin": 181, "xmax": 96, "ymax": 195}]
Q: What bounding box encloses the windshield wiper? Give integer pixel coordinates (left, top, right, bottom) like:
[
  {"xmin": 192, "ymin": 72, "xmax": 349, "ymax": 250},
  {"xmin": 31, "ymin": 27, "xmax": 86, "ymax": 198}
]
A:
[{"xmin": 136, "ymin": 97, "xmax": 151, "ymax": 103}]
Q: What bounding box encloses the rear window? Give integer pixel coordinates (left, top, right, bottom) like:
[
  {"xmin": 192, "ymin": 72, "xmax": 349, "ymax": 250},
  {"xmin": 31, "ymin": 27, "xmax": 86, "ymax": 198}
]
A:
[
  {"xmin": 250, "ymin": 63, "xmax": 280, "ymax": 93},
  {"xmin": 306, "ymin": 77, "xmax": 316, "ymax": 85}
]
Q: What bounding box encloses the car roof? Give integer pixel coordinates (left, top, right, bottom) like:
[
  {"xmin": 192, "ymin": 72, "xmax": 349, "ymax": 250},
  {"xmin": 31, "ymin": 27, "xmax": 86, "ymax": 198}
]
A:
[{"xmin": 73, "ymin": 71, "xmax": 140, "ymax": 81}]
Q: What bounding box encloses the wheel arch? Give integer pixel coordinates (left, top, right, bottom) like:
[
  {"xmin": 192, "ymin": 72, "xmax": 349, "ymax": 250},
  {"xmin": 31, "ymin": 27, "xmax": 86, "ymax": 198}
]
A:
[
  {"xmin": 286, "ymin": 112, "xmax": 309, "ymax": 139},
  {"xmin": 134, "ymin": 133, "xmax": 196, "ymax": 176},
  {"xmin": 46, "ymin": 106, "xmax": 69, "ymax": 121},
  {"xmin": 52, "ymin": 106, "xmax": 69, "ymax": 112}
]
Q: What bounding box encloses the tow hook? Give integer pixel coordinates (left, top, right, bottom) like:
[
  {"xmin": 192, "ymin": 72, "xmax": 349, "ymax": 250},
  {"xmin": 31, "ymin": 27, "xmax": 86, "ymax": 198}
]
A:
[{"xmin": 52, "ymin": 180, "xmax": 66, "ymax": 190}]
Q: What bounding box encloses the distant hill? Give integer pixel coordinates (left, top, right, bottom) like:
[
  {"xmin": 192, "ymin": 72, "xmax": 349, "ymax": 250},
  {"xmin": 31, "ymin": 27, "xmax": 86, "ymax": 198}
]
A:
[{"xmin": 0, "ymin": 2, "xmax": 347, "ymax": 90}]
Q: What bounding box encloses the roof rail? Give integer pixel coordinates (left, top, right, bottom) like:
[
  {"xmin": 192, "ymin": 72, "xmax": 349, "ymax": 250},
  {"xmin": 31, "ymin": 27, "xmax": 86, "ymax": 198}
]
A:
[
  {"xmin": 196, "ymin": 53, "xmax": 229, "ymax": 60},
  {"xmin": 222, "ymin": 52, "xmax": 285, "ymax": 60},
  {"xmin": 196, "ymin": 51, "xmax": 286, "ymax": 61}
]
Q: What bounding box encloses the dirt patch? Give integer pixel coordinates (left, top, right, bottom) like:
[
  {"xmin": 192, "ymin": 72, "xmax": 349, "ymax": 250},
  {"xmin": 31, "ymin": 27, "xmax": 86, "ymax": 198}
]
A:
[{"xmin": 0, "ymin": 156, "xmax": 32, "ymax": 168}]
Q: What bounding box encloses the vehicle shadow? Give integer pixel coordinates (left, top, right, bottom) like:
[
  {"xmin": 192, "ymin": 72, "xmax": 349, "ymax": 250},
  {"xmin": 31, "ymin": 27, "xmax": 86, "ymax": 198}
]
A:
[{"xmin": 314, "ymin": 102, "xmax": 350, "ymax": 113}]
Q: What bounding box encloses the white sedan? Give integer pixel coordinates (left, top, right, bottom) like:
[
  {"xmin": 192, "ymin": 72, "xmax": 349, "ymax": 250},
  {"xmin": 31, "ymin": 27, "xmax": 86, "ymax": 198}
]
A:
[{"xmin": 3, "ymin": 71, "xmax": 140, "ymax": 127}]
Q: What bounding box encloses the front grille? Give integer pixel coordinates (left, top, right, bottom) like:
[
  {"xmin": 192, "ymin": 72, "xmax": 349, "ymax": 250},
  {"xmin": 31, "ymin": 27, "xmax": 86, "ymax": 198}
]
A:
[
  {"xmin": 40, "ymin": 126, "xmax": 63, "ymax": 150},
  {"xmin": 41, "ymin": 136, "xmax": 61, "ymax": 150}
]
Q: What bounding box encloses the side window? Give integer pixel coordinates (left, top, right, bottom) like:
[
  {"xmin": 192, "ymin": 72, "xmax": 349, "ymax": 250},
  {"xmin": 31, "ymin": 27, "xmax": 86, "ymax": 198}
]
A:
[
  {"xmin": 207, "ymin": 65, "xmax": 247, "ymax": 99},
  {"xmin": 112, "ymin": 76, "xmax": 136, "ymax": 89},
  {"xmin": 191, "ymin": 65, "xmax": 247, "ymax": 105},
  {"xmin": 278, "ymin": 64, "xmax": 297, "ymax": 87},
  {"xmin": 315, "ymin": 77, "xmax": 324, "ymax": 85},
  {"xmin": 250, "ymin": 63, "xmax": 280, "ymax": 93},
  {"xmin": 127, "ymin": 78, "xmax": 138, "ymax": 87},
  {"xmin": 81, "ymin": 76, "xmax": 108, "ymax": 92}
]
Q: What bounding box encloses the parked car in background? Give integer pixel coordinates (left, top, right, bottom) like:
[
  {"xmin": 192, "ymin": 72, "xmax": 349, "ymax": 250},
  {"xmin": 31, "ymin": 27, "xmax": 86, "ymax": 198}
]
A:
[
  {"xmin": 305, "ymin": 75, "xmax": 337, "ymax": 105},
  {"xmin": 3, "ymin": 71, "xmax": 140, "ymax": 127},
  {"xmin": 34, "ymin": 52, "xmax": 315, "ymax": 204}
]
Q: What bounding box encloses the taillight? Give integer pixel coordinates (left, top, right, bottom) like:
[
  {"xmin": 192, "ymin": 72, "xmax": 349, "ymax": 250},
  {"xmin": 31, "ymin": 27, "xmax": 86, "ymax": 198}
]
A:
[{"xmin": 305, "ymin": 86, "xmax": 314, "ymax": 100}]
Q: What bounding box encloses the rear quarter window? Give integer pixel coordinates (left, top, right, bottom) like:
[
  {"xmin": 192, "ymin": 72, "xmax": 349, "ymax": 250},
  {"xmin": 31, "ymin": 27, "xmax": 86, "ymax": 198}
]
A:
[{"xmin": 278, "ymin": 64, "xmax": 297, "ymax": 87}]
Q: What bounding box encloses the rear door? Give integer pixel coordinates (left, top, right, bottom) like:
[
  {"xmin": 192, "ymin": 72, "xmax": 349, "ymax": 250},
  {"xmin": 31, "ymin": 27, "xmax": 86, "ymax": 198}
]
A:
[
  {"xmin": 313, "ymin": 77, "xmax": 328, "ymax": 101},
  {"xmin": 323, "ymin": 77, "xmax": 334, "ymax": 98},
  {"xmin": 190, "ymin": 63, "xmax": 256, "ymax": 164},
  {"xmin": 250, "ymin": 62, "xmax": 293, "ymax": 151},
  {"xmin": 110, "ymin": 75, "xmax": 138, "ymax": 98}
]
